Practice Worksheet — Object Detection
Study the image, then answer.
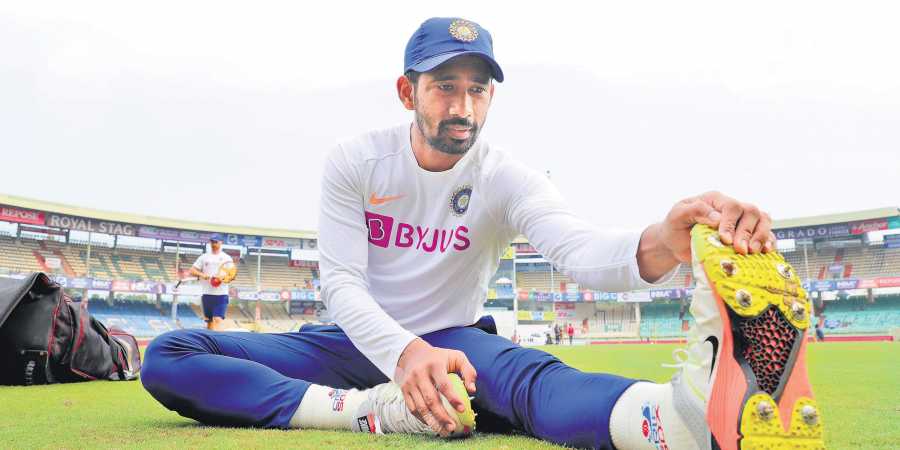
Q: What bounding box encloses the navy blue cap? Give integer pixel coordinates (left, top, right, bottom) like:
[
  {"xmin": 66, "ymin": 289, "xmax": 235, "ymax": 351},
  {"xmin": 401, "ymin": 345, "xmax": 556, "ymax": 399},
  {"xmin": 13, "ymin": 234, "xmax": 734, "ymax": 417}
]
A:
[{"xmin": 404, "ymin": 17, "xmax": 504, "ymax": 82}]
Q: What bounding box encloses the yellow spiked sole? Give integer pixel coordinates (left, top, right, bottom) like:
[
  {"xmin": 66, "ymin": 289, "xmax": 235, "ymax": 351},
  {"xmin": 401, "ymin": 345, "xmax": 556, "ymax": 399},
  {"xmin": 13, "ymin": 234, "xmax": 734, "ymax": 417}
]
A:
[{"xmin": 740, "ymin": 393, "xmax": 825, "ymax": 449}]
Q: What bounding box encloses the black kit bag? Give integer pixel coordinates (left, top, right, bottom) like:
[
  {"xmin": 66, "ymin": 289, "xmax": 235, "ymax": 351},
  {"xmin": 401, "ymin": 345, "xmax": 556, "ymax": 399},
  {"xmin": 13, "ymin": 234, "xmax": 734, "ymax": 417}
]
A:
[{"xmin": 0, "ymin": 272, "xmax": 141, "ymax": 385}]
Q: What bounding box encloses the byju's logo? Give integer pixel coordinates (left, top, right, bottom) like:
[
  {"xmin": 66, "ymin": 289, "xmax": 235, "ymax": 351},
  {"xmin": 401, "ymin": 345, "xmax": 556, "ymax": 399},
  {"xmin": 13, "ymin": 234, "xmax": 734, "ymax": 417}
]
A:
[
  {"xmin": 365, "ymin": 211, "xmax": 395, "ymax": 248},
  {"xmin": 364, "ymin": 211, "xmax": 470, "ymax": 253}
]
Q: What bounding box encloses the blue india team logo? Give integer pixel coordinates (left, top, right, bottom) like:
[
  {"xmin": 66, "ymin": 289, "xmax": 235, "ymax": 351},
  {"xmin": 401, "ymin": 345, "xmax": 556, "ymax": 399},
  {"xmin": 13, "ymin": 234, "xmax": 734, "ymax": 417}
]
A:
[{"xmin": 449, "ymin": 185, "xmax": 473, "ymax": 216}]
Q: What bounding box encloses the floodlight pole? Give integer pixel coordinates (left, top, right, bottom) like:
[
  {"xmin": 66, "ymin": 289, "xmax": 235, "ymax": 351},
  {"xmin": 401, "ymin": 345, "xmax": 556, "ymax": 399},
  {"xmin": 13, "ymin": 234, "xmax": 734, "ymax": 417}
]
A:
[
  {"xmin": 173, "ymin": 241, "xmax": 180, "ymax": 323},
  {"xmin": 512, "ymin": 247, "xmax": 518, "ymax": 340},
  {"xmin": 803, "ymin": 243, "xmax": 811, "ymax": 282},
  {"xmin": 83, "ymin": 231, "xmax": 92, "ymax": 302},
  {"xmin": 256, "ymin": 247, "xmax": 262, "ymax": 326}
]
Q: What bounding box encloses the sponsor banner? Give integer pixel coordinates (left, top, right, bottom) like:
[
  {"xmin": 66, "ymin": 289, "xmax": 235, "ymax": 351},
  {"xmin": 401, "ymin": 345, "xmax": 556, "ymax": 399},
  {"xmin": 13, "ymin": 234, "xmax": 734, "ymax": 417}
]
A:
[
  {"xmin": 109, "ymin": 279, "xmax": 165, "ymax": 293},
  {"xmin": 289, "ymin": 290, "xmax": 317, "ymax": 300},
  {"xmin": 45, "ymin": 257, "xmax": 62, "ymax": 269},
  {"xmin": 554, "ymin": 302, "xmax": 576, "ymax": 310},
  {"xmin": 0, "ymin": 206, "xmax": 45, "ymax": 225},
  {"xmin": 261, "ymin": 237, "xmax": 305, "ymax": 249},
  {"xmin": 111, "ymin": 280, "xmax": 132, "ymax": 291},
  {"xmin": 890, "ymin": 217, "xmax": 900, "ymax": 229},
  {"xmin": 289, "ymin": 300, "xmax": 321, "ymax": 315},
  {"xmin": 235, "ymin": 289, "xmax": 285, "ymax": 301},
  {"xmin": 618, "ymin": 291, "xmax": 652, "ymax": 302},
  {"xmin": 857, "ymin": 279, "xmax": 878, "ymax": 289},
  {"xmin": 811, "ymin": 280, "xmax": 835, "ymax": 291},
  {"xmin": 834, "ymin": 279, "xmax": 859, "ymax": 290},
  {"xmin": 828, "ymin": 264, "xmax": 844, "ymax": 274},
  {"xmin": 289, "ymin": 260, "xmax": 318, "ymax": 268},
  {"xmin": 595, "ymin": 291, "xmax": 620, "ymax": 301},
  {"xmin": 223, "ymin": 233, "xmax": 262, "ymax": 247},
  {"xmin": 138, "ymin": 226, "xmax": 216, "ymax": 243},
  {"xmin": 259, "ymin": 291, "xmax": 281, "ymax": 302},
  {"xmin": 69, "ymin": 277, "xmax": 91, "ymax": 289},
  {"xmin": 517, "ymin": 311, "xmax": 557, "ymax": 321},
  {"xmin": 650, "ymin": 288, "xmax": 683, "ymax": 300},
  {"xmin": 774, "ymin": 223, "xmax": 851, "ymax": 240},
  {"xmin": 132, "ymin": 280, "xmax": 164, "ymax": 293},
  {"xmin": 47, "ymin": 214, "xmax": 136, "ymax": 236},
  {"xmin": 884, "ymin": 234, "xmax": 900, "ymax": 249},
  {"xmin": 501, "ymin": 246, "xmax": 515, "ymax": 260},
  {"xmin": 40, "ymin": 275, "xmax": 164, "ymax": 293},
  {"xmin": 876, "ymin": 277, "xmax": 900, "ymax": 288},
  {"xmin": 520, "ymin": 290, "xmax": 622, "ymax": 302},
  {"xmin": 851, "ymin": 219, "xmax": 888, "ymax": 235}
]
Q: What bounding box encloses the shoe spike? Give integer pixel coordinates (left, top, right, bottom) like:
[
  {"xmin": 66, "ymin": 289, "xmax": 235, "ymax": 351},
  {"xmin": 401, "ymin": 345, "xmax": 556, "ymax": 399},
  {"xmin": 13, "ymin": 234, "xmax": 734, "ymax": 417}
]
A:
[
  {"xmin": 756, "ymin": 400, "xmax": 775, "ymax": 421},
  {"xmin": 791, "ymin": 301, "xmax": 806, "ymax": 321},
  {"xmin": 736, "ymin": 289, "xmax": 752, "ymax": 308},
  {"xmin": 720, "ymin": 259, "xmax": 736, "ymax": 277},
  {"xmin": 801, "ymin": 405, "xmax": 819, "ymax": 426},
  {"xmin": 777, "ymin": 264, "xmax": 793, "ymax": 280}
]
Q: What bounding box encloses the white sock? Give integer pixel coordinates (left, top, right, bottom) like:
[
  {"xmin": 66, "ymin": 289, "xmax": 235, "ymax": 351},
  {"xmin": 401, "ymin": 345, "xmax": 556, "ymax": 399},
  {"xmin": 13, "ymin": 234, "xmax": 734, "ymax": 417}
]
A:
[
  {"xmin": 289, "ymin": 384, "xmax": 368, "ymax": 430},
  {"xmin": 609, "ymin": 382, "xmax": 694, "ymax": 449}
]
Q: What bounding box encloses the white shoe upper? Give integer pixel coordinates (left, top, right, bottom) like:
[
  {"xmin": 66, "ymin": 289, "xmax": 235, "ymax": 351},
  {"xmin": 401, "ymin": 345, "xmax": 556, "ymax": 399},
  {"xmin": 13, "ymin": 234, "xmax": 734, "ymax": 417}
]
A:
[
  {"xmin": 679, "ymin": 232, "xmax": 726, "ymax": 408},
  {"xmin": 360, "ymin": 382, "xmax": 462, "ymax": 436},
  {"xmin": 666, "ymin": 232, "xmax": 728, "ymax": 449}
]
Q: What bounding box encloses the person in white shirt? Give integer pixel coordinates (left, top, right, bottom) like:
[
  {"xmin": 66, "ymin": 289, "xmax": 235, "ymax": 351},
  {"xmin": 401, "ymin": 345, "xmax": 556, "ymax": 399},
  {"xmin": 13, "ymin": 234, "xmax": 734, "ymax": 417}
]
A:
[
  {"xmin": 190, "ymin": 237, "xmax": 235, "ymax": 330},
  {"xmin": 142, "ymin": 17, "xmax": 820, "ymax": 450}
]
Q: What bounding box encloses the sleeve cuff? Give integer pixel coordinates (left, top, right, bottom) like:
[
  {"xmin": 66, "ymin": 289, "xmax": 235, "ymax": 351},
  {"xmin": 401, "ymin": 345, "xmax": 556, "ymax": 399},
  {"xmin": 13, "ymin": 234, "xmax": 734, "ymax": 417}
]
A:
[
  {"xmin": 382, "ymin": 330, "xmax": 419, "ymax": 382},
  {"xmin": 626, "ymin": 229, "xmax": 682, "ymax": 288}
]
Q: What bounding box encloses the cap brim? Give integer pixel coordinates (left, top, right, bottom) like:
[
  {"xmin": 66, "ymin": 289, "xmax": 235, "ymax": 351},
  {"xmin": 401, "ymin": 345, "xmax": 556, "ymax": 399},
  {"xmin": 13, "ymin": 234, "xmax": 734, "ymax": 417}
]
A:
[{"xmin": 408, "ymin": 51, "xmax": 504, "ymax": 82}]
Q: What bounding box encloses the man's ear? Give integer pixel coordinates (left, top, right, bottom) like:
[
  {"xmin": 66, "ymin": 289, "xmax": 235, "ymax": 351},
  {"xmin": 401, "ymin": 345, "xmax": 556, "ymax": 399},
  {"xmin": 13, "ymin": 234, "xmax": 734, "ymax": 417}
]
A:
[{"xmin": 397, "ymin": 76, "xmax": 415, "ymax": 111}]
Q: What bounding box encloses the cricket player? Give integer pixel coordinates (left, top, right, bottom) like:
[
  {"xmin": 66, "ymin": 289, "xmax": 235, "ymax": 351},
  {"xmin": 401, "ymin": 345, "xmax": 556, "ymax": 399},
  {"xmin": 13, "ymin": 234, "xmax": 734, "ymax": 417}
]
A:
[
  {"xmin": 143, "ymin": 18, "xmax": 822, "ymax": 449},
  {"xmin": 189, "ymin": 237, "xmax": 236, "ymax": 331}
]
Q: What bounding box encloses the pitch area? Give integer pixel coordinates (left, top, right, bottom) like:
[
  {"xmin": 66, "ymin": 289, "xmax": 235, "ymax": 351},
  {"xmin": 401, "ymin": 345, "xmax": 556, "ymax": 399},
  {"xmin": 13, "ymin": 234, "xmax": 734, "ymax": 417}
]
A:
[{"xmin": 0, "ymin": 341, "xmax": 895, "ymax": 449}]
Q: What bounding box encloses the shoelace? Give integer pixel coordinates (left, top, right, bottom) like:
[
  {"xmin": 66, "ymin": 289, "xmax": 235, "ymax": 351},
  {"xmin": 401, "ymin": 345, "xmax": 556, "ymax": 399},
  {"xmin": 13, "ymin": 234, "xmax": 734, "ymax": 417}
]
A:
[{"xmin": 661, "ymin": 347, "xmax": 703, "ymax": 371}]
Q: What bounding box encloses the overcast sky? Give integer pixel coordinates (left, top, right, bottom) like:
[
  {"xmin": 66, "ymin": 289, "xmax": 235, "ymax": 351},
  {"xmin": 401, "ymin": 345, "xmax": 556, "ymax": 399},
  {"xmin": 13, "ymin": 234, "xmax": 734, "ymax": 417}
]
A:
[{"xmin": 1, "ymin": 1, "xmax": 898, "ymax": 233}]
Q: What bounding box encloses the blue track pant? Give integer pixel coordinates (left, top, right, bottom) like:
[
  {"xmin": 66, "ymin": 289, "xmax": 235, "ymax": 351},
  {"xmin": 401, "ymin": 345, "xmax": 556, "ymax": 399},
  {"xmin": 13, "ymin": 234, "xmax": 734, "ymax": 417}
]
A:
[{"xmin": 141, "ymin": 317, "xmax": 637, "ymax": 449}]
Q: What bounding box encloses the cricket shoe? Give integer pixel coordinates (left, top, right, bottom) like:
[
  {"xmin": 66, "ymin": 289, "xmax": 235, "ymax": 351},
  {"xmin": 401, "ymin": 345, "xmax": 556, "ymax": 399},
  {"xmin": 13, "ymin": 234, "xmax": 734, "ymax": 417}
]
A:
[
  {"xmin": 354, "ymin": 373, "xmax": 475, "ymax": 438},
  {"xmin": 671, "ymin": 224, "xmax": 824, "ymax": 449}
]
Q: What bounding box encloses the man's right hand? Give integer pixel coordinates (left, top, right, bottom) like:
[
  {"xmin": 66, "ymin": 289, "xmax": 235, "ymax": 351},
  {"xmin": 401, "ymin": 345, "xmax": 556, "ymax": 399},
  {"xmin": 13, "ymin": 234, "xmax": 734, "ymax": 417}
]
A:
[{"xmin": 395, "ymin": 338, "xmax": 477, "ymax": 437}]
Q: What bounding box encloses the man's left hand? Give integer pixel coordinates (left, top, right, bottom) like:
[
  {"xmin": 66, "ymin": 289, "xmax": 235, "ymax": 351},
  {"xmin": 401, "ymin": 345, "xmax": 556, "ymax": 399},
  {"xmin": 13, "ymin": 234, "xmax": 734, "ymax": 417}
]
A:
[{"xmin": 659, "ymin": 191, "xmax": 775, "ymax": 263}]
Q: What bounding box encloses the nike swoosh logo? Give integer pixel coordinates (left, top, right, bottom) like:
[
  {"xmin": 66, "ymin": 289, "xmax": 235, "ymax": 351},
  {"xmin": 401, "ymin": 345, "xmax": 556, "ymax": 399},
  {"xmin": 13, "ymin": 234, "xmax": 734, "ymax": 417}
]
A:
[
  {"xmin": 369, "ymin": 193, "xmax": 405, "ymax": 206},
  {"xmin": 706, "ymin": 336, "xmax": 719, "ymax": 380}
]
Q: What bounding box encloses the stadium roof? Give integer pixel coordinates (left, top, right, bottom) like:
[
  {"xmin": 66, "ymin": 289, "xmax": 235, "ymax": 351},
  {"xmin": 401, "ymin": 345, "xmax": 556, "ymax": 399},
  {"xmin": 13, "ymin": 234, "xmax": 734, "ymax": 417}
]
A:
[
  {"xmin": 772, "ymin": 207, "xmax": 900, "ymax": 229},
  {"xmin": 0, "ymin": 193, "xmax": 316, "ymax": 239}
]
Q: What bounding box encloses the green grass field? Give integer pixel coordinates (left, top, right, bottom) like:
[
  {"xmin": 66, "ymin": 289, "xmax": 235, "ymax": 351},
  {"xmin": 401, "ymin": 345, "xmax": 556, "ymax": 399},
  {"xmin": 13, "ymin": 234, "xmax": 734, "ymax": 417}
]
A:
[{"xmin": 1, "ymin": 341, "xmax": 897, "ymax": 449}]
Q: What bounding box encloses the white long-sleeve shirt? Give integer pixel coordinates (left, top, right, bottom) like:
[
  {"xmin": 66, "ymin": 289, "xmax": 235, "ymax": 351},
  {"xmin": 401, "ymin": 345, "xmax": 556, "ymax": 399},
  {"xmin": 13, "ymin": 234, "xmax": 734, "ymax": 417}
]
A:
[{"xmin": 318, "ymin": 124, "xmax": 676, "ymax": 379}]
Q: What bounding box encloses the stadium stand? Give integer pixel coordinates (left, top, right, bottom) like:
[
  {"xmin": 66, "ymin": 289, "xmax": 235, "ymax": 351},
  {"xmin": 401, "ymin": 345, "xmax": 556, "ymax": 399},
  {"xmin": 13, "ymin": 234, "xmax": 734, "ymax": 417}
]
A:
[
  {"xmin": 639, "ymin": 301, "xmax": 692, "ymax": 339},
  {"xmin": 0, "ymin": 236, "xmax": 318, "ymax": 291},
  {"xmin": 2, "ymin": 194, "xmax": 898, "ymax": 343},
  {"xmin": 819, "ymin": 295, "xmax": 900, "ymax": 335},
  {"xmin": 88, "ymin": 299, "xmax": 183, "ymax": 337}
]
